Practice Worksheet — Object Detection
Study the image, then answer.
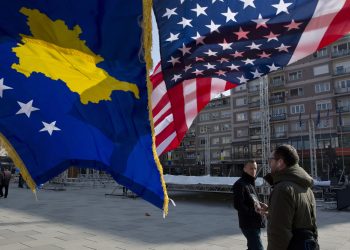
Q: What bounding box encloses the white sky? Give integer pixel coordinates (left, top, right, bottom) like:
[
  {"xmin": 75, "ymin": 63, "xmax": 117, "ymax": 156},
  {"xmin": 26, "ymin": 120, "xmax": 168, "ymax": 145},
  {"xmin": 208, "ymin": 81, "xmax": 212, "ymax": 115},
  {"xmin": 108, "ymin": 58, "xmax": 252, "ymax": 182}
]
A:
[{"xmin": 151, "ymin": 11, "xmax": 160, "ymax": 70}]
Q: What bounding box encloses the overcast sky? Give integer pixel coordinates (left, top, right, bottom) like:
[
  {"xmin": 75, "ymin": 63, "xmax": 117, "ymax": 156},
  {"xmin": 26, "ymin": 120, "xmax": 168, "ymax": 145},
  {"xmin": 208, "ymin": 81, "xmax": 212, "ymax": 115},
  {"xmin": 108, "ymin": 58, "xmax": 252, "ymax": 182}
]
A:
[{"xmin": 151, "ymin": 12, "xmax": 160, "ymax": 70}]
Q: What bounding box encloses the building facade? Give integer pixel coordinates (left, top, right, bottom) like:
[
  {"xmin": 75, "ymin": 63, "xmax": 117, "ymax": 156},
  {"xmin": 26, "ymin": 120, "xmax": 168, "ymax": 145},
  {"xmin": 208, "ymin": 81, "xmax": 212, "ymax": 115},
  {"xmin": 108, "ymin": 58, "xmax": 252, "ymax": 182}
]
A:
[{"xmin": 161, "ymin": 35, "xmax": 350, "ymax": 181}]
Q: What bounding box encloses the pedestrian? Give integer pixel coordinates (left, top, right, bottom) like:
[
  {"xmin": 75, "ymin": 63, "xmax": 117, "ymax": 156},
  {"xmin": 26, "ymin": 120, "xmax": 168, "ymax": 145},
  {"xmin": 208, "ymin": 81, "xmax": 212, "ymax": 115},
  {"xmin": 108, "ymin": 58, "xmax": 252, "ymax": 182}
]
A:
[
  {"xmin": 18, "ymin": 173, "xmax": 24, "ymax": 188},
  {"xmin": 0, "ymin": 167, "xmax": 4, "ymax": 197},
  {"xmin": 233, "ymin": 160, "xmax": 266, "ymax": 250},
  {"xmin": 266, "ymin": 144, "xmax": 319, "ymax": 250},
  {"xmin": 0, "ymin": 167, "xmax": 12, "ymax": 198}
]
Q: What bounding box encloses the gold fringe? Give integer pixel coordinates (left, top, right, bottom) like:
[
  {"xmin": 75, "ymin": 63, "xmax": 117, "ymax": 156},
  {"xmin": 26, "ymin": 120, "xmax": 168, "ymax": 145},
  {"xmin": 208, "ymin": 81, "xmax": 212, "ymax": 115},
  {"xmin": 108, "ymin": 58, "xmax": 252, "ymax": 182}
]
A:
[
  {"xmin": 142, "ymin": 0, "xmax": 169, "ymax": 216},
  {"xmin": 0, "ymin": 132, "xmax": 37, "ymax": 193}
]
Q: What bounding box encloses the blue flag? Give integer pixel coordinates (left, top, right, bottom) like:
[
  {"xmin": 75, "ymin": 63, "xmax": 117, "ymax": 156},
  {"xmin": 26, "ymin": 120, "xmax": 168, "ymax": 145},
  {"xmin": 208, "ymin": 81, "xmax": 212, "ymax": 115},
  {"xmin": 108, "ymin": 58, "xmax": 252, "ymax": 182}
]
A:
[{"xmin": 0, "ymin": 1, "xmax": 168, "ymax": 211}]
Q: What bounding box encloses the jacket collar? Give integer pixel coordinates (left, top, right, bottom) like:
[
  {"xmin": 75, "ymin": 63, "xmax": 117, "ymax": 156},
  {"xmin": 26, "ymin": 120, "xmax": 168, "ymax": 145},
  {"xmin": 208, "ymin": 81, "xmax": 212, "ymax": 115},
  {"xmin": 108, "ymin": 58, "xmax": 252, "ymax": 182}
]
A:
[{"xmin": 242, "ymin": 171, "xmax": 255, "ymax": 185}]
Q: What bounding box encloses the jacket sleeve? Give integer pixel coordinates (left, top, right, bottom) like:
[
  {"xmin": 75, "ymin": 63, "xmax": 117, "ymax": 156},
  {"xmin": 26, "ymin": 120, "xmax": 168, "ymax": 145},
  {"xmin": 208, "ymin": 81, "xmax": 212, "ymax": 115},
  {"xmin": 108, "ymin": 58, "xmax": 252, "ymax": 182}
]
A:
[
  {"xmin": 267, "ymin": 185, "xmax": 295, "ymax": 250},
  {"xmin": 233, "ymin": 182, "xmax": 254, "ymax": 213}
]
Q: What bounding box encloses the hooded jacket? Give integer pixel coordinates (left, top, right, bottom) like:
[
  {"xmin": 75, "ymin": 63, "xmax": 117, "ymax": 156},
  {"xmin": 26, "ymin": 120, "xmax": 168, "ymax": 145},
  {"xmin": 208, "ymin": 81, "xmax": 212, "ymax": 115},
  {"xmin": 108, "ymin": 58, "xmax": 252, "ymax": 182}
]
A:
[
  {"xmin": 233, "ymin": 171, "xmax": 265, "ymax": 229},
  {"xmin": 267, "ymin": 164, "xmax": 317, "ymax": 250}
]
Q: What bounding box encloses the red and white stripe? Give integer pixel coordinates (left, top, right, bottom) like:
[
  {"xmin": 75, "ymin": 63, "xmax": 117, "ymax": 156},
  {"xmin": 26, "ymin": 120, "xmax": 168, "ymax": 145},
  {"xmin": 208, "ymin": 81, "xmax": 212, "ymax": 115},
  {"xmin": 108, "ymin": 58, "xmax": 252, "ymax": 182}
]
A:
[
  {"xmin": 151, "ymin": 64, "xmax": 236, "ymax": 155},
  {"xmin": 289, "ymin": 0, "xmax": 350, "ymax": 64}
]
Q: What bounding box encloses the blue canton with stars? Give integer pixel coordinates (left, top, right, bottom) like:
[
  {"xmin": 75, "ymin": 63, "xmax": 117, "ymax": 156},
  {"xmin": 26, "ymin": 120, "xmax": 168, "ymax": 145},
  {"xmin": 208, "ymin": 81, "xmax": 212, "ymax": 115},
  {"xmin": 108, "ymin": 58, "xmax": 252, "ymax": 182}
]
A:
[
  {"xmin": 153, "ymin": 0, "xmax": 318, "ymax": 88},
  {"xmin": 0, "ymin": 0, "xmax": 167, "ymax": 210}
]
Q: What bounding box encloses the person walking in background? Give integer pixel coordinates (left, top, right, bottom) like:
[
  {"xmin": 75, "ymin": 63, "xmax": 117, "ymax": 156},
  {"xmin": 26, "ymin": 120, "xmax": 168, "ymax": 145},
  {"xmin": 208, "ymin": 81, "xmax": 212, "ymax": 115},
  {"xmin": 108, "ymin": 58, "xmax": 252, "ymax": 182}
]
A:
[
  {"xmin": 18, "ymin": 173, "xmax": 24, "ymax": 188},
  {"xmin": 266, "ymin": 144, "xmax": 319, "ymax": 250},
  {"xmin": 0, "ymin": 167, "xmax": 4, "ymax": 197},
  {"xmin": 233, "ymin": 160, "xmax": 266, "ymax": 250},
  {"xmin": 0, "ymin": 167, "xmax": 12, "ymax": 198}
]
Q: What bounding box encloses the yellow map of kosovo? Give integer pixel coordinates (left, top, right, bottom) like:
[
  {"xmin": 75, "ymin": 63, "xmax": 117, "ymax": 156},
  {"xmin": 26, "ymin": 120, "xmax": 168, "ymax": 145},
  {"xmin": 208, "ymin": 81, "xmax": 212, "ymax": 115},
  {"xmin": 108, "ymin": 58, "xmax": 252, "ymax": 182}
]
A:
[{"xmin": 12, "ymin": 7, "xmax": 139, "ymax": 104}]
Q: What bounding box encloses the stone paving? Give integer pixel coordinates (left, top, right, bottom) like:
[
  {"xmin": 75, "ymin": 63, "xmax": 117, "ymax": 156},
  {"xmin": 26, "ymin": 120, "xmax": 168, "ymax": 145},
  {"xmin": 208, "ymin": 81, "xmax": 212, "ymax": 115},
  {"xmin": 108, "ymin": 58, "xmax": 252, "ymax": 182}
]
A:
[{"xmin": 0, "ymin": 186, "xmax": 349, "ymax": 249}]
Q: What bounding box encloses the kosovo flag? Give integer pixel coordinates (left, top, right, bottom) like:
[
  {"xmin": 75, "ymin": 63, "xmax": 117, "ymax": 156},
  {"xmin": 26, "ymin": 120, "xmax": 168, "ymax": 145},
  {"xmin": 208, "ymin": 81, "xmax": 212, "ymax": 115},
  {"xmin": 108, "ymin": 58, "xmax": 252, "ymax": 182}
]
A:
[{"xmin": 0, "ymin": 1, "xmax": 168, "ymax": 212}]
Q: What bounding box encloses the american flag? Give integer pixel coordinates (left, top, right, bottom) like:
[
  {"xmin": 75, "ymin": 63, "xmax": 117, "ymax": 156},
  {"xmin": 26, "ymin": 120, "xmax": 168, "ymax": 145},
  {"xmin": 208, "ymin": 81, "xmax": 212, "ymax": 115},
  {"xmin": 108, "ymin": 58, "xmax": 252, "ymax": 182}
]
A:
[{"xmin": 151, "ymin": 0, "xmax": 350, "ymax": 155}]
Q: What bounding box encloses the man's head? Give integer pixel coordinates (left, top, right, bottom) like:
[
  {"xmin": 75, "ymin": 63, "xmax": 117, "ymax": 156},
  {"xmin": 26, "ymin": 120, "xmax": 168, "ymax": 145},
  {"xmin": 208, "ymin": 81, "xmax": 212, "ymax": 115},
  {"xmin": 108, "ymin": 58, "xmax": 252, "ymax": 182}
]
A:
[
  {"xmin": 269, "ymin": 144, "xmax": 299, "ymax": 173},
  {"xmin": 243, "ymin": 160, "xmax": 258, "ymax": 178}
]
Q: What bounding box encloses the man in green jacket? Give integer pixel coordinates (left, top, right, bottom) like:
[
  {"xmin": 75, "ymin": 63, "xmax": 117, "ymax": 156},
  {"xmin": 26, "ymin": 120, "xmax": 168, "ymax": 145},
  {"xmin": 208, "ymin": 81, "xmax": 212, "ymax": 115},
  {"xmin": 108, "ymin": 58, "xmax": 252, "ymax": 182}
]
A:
[{"xmin": 266, "ymin": 144, "xmax": 319, "ymax": 250}]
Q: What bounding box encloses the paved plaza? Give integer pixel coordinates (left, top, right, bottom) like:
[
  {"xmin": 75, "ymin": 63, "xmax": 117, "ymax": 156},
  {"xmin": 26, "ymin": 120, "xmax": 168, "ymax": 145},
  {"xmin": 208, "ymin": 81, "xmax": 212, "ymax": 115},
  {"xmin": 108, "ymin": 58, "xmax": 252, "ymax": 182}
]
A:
[{"xmin": 0, "ymin": 185, "xmax": 349, "ymax": 250}]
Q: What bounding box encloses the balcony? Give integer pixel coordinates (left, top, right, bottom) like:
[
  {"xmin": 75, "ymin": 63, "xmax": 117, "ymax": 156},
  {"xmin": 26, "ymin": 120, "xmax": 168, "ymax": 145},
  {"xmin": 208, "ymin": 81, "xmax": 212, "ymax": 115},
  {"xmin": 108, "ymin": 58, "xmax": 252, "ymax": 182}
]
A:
[
  {"xmin": 269, "ymin": 96, "xmax": 285, "ymax": 105},
  {"xmin": 334, "ymin": 87, "xmax": 350, "ymax": 94},
  {"xmin": 249, "ymin": 119, "xmax": 261, "ymax": 127},
  {"xmin": 337, "ymin": 106, "xmax": 350, "ymax": 112},
  {"xmin": 270, "ymin": 79, "xmax": 285, "ymax": 88},
  {"xmin": 248, "ymin": 86, "xmax": 260, "ymax": 93},
  {"xmin": 249, "ymin": 100, "xmax": 260, "ymax": 108},
  {"xmin": 334, "ymin": 66, "xmax": 350, "ymax": 76},
  {"xmin": 332, "ymin": 49, "xmax": 350, "ymax": 58},
  {"xmin": 270, "ymin": 113, "xmax": 287, "ymax": 121},
  {"xmin": 250, "ymin": 135, "xmax": 261, "ymax": 140},
  {"xmin": 338, "ymin": 126, "xmax": 350, "ymax": 132},
  {"xmin": 233, "ymin": 153, "xmax": 250, "ymax": 159},
  {"xmin": 271, "ymin": 132, "xmax": 288, "ymax": 139}
]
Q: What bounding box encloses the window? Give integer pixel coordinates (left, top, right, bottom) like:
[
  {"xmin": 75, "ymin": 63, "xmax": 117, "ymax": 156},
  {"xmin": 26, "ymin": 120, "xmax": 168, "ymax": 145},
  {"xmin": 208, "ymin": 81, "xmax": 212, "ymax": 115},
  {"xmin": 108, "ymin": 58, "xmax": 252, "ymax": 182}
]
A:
[
  {"xmin": 271, "ymin": 75, "xmax": 284, "ymax": 84},
  {"xmin": 212, "ymin": 151, "xmax": 220, "ymax": 159},
  {"xmin": 199, "ymin": 126, "xmax": 209, "ymax": 134},
  {"xmin": 250, "ymin": 127, "xmax": 261, "ymax": 136},
  {"xmin": 272, "ymin": 106, "xmax": 286, "ymax": 115},
  {"xmin": 317, "ymin": 119, "xmax": 333, "ymax": 129},
  {"xmin": 288, "ymin": 71, "xmax": 302, "ymax": 81},
  {"xmin": 336, "ymin": 79, "xmax": 350, "ymax": 89},
  {"xmin": 315, "ymin": 48, "xmax": 328, "ymax": 58},
  {"xmin": 221, "ymin": 123, "xmax": 231, "ymax": 131},
  {"xmin": 316, "ymin": 100, "xmax": 332, "ymax": 111},
  {"xmin": 210, "ymin": 112, "xmax": 219, "ymax": 120},
  {"xmin": 274, "ymin": 124, "xmax": 287, "ymax": 132},
  {"xmin": 236, "ymin": 128, "xmax": 248, "ymax": 137},
  {"xmin": 250, "ymin": 111, "xmax": 261, "ymax": 122},
  {"xmin": 213, "ymin": 124, "xmax": 220, "ymax": 132},
  {"xmin": 313, "ymin": 64, "xmax": 329, "ymax": 76},
  {"xmin": 236, "ymin": 97, "xmax": 247, "ymax": 106},
  {"xmin": 236, "ymin": 112, "xmax": 247, "ymax": 121},
  {"xmin": 221, "ymin": 110, "xmax": 231, "ymax": 118},
  {"xmin": 234, "ymin": 84, "xmax": 247, "ymax": 92},
  {"xmin": 290, "ymin": 88, "xmax": 304, "ymax": 97},
  {"xmin": 290, "ymin": 104, "xmax": 305, "ymax": 114},
  {"xmin": 273, "ymin": 124, "xmax": 287, "ymax": 137},
  {"xmin": 212, "ymin": 137, "xmax": 220, "ymax": 145},
  {"xmin": 335, "ymin": 61, "xmax": 350, "ymax": 75},
  {"xmin": 199, "ymin": 113, "xmax": 210, "ymax": 121},
  {"xmin": 248, "ymin": 80, "xmax": 259, "ymax": 92},
  {"xmin": 341, "ymin": 116, "xmax": 350, "ymax": 126},
  {"xmin": 222, "ymin": 136, "xmax": 231, "ymax": 144},
  {"xmin": 291, "ymin": 121, "xmax": 306, "ymax": 132},
  {"xmin": 200, "ymin": 138, "xmax": 206, "ymax": 145},
  {"xmin": 221, "ymin": 149, "xmax": 231, "ymax": 158},
  {"xmin": 333, "ymin": 42, "xmax": 350, "ymax": 56},
  {"xmin": 315, "ymin": 82, "xmax": 330, "ymax": 93},
  {"xmin": 338, "ymin": 99, "xmax": 350, "ymax": 110}
]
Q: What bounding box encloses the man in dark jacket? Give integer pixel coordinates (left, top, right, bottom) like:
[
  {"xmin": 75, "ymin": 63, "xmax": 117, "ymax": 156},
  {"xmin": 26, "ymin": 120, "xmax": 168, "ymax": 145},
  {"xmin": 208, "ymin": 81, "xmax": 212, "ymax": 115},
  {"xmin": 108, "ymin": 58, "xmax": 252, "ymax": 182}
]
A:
[
  {"xmin": 267, "ymin": 144, "xmax": 318, "ymax": 250},
  {"xmin": 0, "ymin": 167, "xmax": 12, "ymax": 198},
  {"xmin": 233, "ymin": 160, "xmax": 265, "ymax": 250}
]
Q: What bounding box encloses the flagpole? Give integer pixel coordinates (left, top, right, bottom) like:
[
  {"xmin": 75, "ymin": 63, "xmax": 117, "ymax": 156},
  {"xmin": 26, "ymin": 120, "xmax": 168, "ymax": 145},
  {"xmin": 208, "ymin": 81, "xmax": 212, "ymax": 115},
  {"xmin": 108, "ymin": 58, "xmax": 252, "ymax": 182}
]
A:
[
  {"xmin": 339, "ymin": 108, "xmax": 345, "ymax": 184},
  {"xmin": 319, "ymin": 130, "xmax": 324, "ymax": 177},
  {"xmin": 340, "ymin": 124, "xmax": 345, "ymax": 184},
  {"xmin": 300, "ymin": 126, "xmax": 304, "ymax": 166},
  {"xmin": 299, "ymin": 112, "xmax": 304, "ymax": 166},
  {"xmin": 317, "ymin": 110, "xmax": 324, "ymax": 176},
  {"xmin": 328, "ymin": 109, "xmax": 331, "ymax": 181}
]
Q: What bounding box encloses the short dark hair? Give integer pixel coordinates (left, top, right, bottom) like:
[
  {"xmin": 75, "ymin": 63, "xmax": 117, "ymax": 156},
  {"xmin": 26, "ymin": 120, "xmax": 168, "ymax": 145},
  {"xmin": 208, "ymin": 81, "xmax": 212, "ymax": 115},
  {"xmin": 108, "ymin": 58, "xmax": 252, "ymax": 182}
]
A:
[
  {"xmin": 245, "ymin": 159, "xmax": 256, "ymax": 166},
  {"xmin": 274, "ymin": 144, "xmax": 299, "ymax": 167}
]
